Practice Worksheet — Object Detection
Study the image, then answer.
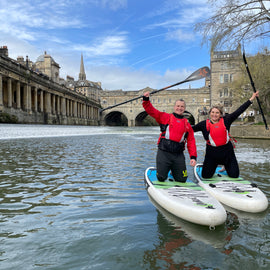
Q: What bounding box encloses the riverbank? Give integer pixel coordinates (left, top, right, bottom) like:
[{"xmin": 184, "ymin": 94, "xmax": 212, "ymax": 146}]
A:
[{"xmin": 230, "ymin": 124, "xmax": 270, "ymax": 139}]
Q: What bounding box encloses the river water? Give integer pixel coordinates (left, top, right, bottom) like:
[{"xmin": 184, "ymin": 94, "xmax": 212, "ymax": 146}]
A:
[{"xmin": 0, "ymin": 124, "xmax": 269, "ymax": 270}]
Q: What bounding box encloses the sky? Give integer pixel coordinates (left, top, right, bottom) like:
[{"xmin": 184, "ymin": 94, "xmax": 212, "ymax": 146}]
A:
[{"xmin": 0, "ymin": 0, "xmax": 268, "ymax": 91}]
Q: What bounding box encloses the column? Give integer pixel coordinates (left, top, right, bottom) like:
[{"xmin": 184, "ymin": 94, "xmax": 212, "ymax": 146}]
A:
[
  {"xmin": 16, "ymin": 81, "xmax": 21, "ymax": 109},
  {"xmin": 83, "ymin": 104, "xmax": 86, "ymax": 119},
  {"xmin": 0, "ymin": 74, "xmax": 3, "ymax": 111},
  {"xmin": 27, "ymin": 84, "xmax": 31, "ymax": 112},
  {"xmin": 57, "ymin": 96, "xmax": 60, "ymax": 114},
  {"xmin": 34, "ymin": 87, "xmax": 38, "ymax": 112},
  {"xmin": 90, "ymin": 106, "xmax": 93, "ymax": 120},
  {"xmin": 23, "ymin": 84, "xmax": 27, "ymax": 111},
  {"xmin": 66, "ymin": 99, "xmax": 69, "ymax": 116},
  {"xmin": 61, "ymin": 97, "xmax": 66, "ymax": 116},
  {"xmin": 8, "ymin": 78, "xmax": 12, "ymax": 108},
  {"xmin": 40, "ymin": 90, "xmax": 44, "ymax": 112},
  {"xmin": 45, "ymin": 92, "xmax": 51, "ymax": 113},
  {"xmin": 52, "ymin": 94, "xmax": 55, "ymax": 114},
  {"xmin": 73, "ymin": 101, "xmax": 78, "ymax": 117}
]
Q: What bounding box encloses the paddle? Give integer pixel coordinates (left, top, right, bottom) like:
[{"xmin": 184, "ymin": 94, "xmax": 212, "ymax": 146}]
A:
[
  {"xmin": 100, "ymin": 66, "xmax": 210, "ymax": 112},
  {"xmin": 242, "ymin": 50, "xmax": 269, "ymax": 130}
]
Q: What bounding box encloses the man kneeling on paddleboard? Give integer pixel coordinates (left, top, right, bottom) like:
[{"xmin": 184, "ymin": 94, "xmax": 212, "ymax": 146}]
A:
[{"xmin": 142, "ymin": 92, "xmax": 197, "ymax": 183}]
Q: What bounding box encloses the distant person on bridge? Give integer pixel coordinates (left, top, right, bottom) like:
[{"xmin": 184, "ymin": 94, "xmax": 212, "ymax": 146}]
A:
[
  {"xmin": 142, "ymin": 91, "xmax": 197, "ymax": 182},
  {"xmin": 192, "ymin": 91, "xmax": 259, "ymax": 179}
]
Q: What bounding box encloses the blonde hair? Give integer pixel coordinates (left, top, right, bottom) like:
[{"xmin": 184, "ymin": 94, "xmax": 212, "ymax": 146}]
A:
[{"xmin": 209, "ymin": 104, "xmax": 224, "ymax": 115}]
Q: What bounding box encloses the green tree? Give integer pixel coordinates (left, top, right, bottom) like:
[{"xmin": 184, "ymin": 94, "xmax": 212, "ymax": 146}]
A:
[
  {"xmin": 195, "ymin": 0, "xmax": 270, "ymax": 51},
  {"xmin": 231, "ymin": 48, "xmax": 270, "ymax": 115}
]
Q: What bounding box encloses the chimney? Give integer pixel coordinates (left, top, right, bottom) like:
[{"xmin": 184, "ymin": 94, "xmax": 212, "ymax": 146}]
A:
[{"xmin": 0, "ymin": 46, "xmax": 8, "ymax": 57}]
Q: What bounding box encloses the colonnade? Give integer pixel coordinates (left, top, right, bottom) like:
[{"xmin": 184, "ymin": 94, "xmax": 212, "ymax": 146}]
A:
[{"xmin": 0, "ymin": 72, "xmax": 100, "ymax": 124}]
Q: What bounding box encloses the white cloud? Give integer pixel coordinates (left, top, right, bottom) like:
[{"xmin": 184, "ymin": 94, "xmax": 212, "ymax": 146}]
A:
[
  {"xmin": 100, "ymin": 0, "xmax": 127, "ymax": 10},
  {"xmin": 166, "ymin": 29, "xmax": 196, "ymax": 42},
  {"xmin": 81, "ymin": 65, "xmax": 204, "ymax": 91},
  {"xmin": 88, "ymin": 66, "xmax": 161, "ymax": 90},
  {"xmin": 73, "ymin": 33, "xmax": 130, "ymax": 57}
]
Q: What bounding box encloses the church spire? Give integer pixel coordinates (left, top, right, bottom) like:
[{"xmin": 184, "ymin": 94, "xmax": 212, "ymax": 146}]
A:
[{"xmin": 79, "ymin": 53, "xmax": 86, "ymax": 81}]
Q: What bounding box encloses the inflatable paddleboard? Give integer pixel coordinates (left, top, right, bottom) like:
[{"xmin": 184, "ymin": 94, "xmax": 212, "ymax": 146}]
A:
[
  {"xmin": 144, "ymin": 167, "xmax": 227, "ymax": 227},
  {"xmin": 194, "ymin": 164, "xmax": 268, "ymax": 213}
]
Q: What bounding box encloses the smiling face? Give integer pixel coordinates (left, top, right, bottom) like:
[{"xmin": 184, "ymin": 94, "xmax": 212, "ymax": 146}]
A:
[
  {"xmin": 209, "ymin": 108, "xmax": 222, "ymax": 123},
  {"xmin": 174, "ymin": 100, "xmax": 186, "ymax": 115}
]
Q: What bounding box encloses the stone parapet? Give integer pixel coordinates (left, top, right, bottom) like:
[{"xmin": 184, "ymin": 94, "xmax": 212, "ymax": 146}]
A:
[{"xmin": 230, "ymin": 125, "xmax": 270, "ymax": 139}]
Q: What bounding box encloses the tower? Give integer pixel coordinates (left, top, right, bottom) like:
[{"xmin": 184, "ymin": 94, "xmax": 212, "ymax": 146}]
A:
[{"xmin": 79, "ymin": 53, "xmax": 86, "ymax": 81}]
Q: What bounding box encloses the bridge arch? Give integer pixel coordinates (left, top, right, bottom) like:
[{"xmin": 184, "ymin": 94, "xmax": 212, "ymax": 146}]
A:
[{"xmin": 104, "ymin": 111, "xmax": 128, "ymax": 126}]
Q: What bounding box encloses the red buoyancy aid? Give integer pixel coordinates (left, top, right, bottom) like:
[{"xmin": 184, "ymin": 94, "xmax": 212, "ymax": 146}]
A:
[
  {"xmin": 206, "ymin": 118, "xmax": 230, "ymax": 147},
  {"xmin": 161, "ymin": 114, "xmax": 187, "ymax": 143}
]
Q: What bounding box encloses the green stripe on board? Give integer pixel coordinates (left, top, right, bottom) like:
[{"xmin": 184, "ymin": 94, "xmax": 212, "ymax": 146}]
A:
[
  {"xmin": 202, "ymin": 176, "xmax": 250, "ymax": 185},
  {"xmin": 152, "ymin": 180, "xmax": 203, "ymax": 190}
]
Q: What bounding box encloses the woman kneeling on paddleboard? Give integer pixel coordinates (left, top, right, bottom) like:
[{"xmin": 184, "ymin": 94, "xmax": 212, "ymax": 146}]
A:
[
  {"xmin": 142, "ymin": 92, "xmax": 197, "ymax": 182},
  {"xmin": 192, "ymin": 91, "xmax": 259, "ymax": 179}
]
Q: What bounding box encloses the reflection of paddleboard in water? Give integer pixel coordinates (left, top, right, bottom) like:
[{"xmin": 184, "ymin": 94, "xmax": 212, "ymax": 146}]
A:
[
  {"xmin": 149, "ymin": 196, "xmax": 230, "ymax": 249},
  {"xmin": 194, "ymin": 164, "xmax": 269, "ymax": 213},
  {"xmin": 144, "ymin": 167, "xmax": 227, "ymax": 227}
]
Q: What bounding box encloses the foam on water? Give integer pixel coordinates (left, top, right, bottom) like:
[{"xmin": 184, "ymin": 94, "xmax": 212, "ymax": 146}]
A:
[{"xmin": 0, "ymin": 124, "xmax": 160, "ymax": 140}]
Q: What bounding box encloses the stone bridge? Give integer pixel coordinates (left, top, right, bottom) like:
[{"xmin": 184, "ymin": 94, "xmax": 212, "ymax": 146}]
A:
[{"xmin": 99, "ymin": 87, "xmax": 210, "ymax": 126}]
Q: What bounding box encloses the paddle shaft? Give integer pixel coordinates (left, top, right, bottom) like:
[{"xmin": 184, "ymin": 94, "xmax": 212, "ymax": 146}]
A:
[
  {"xmin": 99, "ymin": 79, "xmax": 191, "ymax": 112},
  {"xmin": 99, "ymin": 66, "xmax": 210, "ymax": 113},
  {"xmin": 243, "ymin": 52, "xmax": 269, "ymax": 130}
]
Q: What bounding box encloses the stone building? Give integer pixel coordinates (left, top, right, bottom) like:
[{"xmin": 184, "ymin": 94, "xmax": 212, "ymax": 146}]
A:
[
  {"xmin": 34, "ymin": 52, "xmax": 60, "ymax": 83},
  {"xmin": 210, "ymin": 45, "xmax": 257, "ymax": 117},
  {"xmin": 0, "ymin": 46, "xmax": 100, "ymax": 125},
  {"xmin": 211, "ymin": 45, "xmax": 243, "ymax": 112}
]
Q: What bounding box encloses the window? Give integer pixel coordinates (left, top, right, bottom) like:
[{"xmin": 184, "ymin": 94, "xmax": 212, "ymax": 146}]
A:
[
  {"xmin": 224, "ymin": 88, "xmax": 228, "ymax": 96},
  {"xmin": 220, "ymin": 74, "xmax": 224, "ymax": 83},
  {"xmin": 224, "ymin": 74, "xmax": 229, "ymax": 83},
  {"xmin": 224, "ymin": 100, "xmax": 232, "ymax": 107}
]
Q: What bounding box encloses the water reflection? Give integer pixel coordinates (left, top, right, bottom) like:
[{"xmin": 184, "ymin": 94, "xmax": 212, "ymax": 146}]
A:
[{"xmin": 142, "ymin": 195, "xmax": 241, "ymax": 269}]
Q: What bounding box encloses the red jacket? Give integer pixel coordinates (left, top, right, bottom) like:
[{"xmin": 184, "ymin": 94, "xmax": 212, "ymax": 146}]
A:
[
  {"xmin": 206, "ymin": 118, "xmax": 230, "ymax": 147},
  {"xmin": 143, "ymin": 99, "xmax": 197, "ymax": 159}
]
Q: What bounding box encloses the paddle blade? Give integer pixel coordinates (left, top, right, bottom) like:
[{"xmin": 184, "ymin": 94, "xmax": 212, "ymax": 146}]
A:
[{"xmin": 185, "ymin": 66, "xmax": 210, "ymax": 82}]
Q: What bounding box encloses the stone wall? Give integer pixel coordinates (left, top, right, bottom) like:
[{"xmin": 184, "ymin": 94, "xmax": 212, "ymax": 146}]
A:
[{"xmin": 230, "ymin": 125, "xmax": 270, "ymax": 139}]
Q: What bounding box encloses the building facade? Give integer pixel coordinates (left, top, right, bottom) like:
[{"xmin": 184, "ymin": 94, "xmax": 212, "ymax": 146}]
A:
[
  {"xmin": 0, "ymin": 46, "xmax": 100, "ymax": 125},
  {"xmin": 0, "ymin": 45, "xmax": 257, "ymax": 126}
]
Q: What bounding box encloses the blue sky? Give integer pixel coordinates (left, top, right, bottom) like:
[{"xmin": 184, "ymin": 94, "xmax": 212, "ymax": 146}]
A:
[{"xmin": 0, "ymin": 0, "xmax": 268, "ymax": 91}]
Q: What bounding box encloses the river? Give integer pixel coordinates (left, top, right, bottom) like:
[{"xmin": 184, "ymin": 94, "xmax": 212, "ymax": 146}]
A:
[{"xmin": 0, "ymin": 124, "xmax": 269, "ymax": 270}]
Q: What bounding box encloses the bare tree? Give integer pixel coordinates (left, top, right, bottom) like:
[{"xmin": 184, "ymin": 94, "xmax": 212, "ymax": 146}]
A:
[{"xmin": 195, "ymin": 0, "xmax": 270, "ymax": 51}]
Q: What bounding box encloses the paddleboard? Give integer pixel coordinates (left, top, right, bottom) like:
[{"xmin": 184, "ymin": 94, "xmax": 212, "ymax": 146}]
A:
[
  {"xmin": 194, "ymin": 164, "xmax": 269, "ymax": 213},
  {"xmin": 144, "ymin": 167, "xmax": 227, "ymax": 227}
]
